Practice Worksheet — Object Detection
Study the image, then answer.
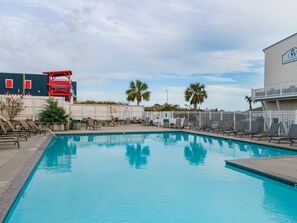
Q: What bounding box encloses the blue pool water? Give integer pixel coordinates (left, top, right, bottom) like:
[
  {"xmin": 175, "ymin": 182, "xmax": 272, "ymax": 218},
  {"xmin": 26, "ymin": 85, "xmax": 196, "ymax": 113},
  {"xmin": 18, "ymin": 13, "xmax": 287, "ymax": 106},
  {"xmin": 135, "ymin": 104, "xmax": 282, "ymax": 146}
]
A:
[{"xmin": 5, "ymin": 132, "xmax": 297, "ymax": 223}]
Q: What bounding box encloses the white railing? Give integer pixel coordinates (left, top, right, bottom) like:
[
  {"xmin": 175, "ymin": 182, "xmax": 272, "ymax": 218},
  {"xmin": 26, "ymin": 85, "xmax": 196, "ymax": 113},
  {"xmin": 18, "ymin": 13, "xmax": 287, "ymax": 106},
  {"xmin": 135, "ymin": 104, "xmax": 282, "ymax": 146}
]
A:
[
  {"xmin": 145, "ymin": 110, "xmax": 297, "ymax": 136},
  {"xmin": 252, "ymin": 82, "xmax": 297, "ymax": 100}
]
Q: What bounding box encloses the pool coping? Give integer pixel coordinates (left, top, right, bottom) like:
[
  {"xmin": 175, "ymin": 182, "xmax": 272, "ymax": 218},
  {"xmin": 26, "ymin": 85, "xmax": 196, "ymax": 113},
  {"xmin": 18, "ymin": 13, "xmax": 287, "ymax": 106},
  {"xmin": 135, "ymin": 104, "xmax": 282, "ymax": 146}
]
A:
[
  {"xmin": 0, "ymin": 135, "xmax": 53, "ymax": 223},
  {"xmin": 1, "ymin": 129, "xmax": 297, "ymax": 222},
  {"xmin": 184, "ymin": 129, "xmax": 297, "ymax": 187},
  {"xmin": 225, "ymin": 158, "xmax": 297, "ymax": 187}
]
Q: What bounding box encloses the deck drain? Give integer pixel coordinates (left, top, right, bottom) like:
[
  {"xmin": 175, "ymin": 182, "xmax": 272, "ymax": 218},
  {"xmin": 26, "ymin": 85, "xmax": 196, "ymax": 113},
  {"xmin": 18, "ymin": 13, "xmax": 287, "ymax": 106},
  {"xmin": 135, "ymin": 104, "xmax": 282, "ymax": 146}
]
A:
[{"xmin": 29, "ymin": 148, "xmax": 38, "ymax": 151}]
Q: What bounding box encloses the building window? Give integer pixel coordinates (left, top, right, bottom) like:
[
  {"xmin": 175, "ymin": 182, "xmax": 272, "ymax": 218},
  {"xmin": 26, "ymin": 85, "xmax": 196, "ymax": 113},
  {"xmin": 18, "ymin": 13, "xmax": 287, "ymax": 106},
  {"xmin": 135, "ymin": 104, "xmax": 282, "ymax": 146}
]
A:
[
  {"xmin": 5, "ymin": 79, "xmax": 13, "ymax": 88},
  {"xmin": 24, "ymin": 80, "xmax": 32, "ymax": 89}
]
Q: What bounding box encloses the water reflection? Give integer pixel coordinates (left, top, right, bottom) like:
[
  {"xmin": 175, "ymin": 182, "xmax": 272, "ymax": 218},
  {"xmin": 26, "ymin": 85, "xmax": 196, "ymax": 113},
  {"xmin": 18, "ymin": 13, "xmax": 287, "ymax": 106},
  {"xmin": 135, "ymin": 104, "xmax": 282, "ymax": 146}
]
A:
[
  {"xmin": 262, "ymin": 181, "xmax": 297, "ymax": 222},
  {"xmin": 67, "ymin": 134, "xmax": 146, "ymax": 147},
  {"xmin": 148, "ymin": 132, "xmax": 190, "ymax": 145},
  {"xmin": 125, "ymin": 143, "xmax": 150, "ymax": 169},
  {"xmin": 184, "ymin": 136, "xmax": 207, "ymax": 166},
  {"xmin": 40, "ymin": 137, "xmax": 77, "ymax": 173},
  {"xmin": 41, "ymin": 133, "xmax": 297, "ymax": 173}
]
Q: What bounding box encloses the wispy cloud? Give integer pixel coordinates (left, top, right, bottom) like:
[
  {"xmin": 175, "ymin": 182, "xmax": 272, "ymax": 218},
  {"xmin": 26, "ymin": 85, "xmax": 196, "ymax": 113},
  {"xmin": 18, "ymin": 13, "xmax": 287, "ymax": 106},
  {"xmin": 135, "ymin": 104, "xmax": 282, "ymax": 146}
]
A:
[{"xmin": 0, "ymin": 0, "xmax": 296, "ymax": 110}]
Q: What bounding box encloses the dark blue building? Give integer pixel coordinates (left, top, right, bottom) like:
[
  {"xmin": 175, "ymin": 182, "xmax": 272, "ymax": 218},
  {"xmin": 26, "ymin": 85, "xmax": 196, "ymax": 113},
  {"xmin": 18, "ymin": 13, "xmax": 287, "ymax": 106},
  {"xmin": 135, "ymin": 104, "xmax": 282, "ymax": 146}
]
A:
[{"xmin": 0, "ymin": 72, "xmax": 77, "ymax": 100}]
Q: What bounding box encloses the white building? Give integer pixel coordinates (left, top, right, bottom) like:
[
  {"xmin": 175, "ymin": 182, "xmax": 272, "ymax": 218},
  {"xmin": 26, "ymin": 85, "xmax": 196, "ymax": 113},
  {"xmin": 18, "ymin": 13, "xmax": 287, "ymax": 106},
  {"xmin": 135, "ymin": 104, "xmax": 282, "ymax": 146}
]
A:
[{"xmin": 252, "ymin": 33, "xmax": 297, "ymax": 111}]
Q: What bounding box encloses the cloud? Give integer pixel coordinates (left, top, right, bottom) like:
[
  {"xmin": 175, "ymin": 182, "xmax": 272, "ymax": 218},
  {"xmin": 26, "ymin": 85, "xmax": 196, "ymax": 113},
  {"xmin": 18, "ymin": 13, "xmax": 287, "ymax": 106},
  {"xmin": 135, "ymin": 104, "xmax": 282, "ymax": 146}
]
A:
[{"xmin": 0, "ymin": 0, "xmax": 296, "ymax": 110}]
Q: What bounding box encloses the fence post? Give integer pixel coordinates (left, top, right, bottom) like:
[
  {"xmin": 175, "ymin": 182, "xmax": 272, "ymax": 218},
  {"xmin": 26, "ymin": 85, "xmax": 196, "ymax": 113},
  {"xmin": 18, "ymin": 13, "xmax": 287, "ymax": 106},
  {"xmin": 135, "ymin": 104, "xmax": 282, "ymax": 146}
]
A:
[
  {"xmin": 82, "ymin": 104, "xmax": 84, "ymax": 119},
  {"xmin": 249, "ymin": 111, "xmax": 252, "ymax": 131},
  {"xmin": 119, "ymin": 105, "xmax": 121, "ymax": 119},
  {"xmin": 295, "ymin": 110, "xmax": 297, "ymax": 124},
  {"xmin": 269, "ymin": 110, "xmax": 272, "ymax": 126},
  {"xmin": 95, "ymin": 104, "xmax": 97, "ymax": 119},
  {"xmin": 187, "ymin": 111, "xmax": 189, "ymax": 120},
  {"xmin": 107, "ymin": 105, "xmax": 109, "ymax": 120},
  {"xmin": 220, "ymin": 111, "xmax": 223, "ymax": 121},
  {"xmin": 209, "ymin": 111, "xmax": 211, "ymax": 120},
  {"xmin": 233, "ymin": 112, "xmax": 236, "ymax": 130},
  {"xmin": 199, "ymin": 111, "xmax": 202, "ymax": 127},
  {"xmin": 33, "ymin": 96, "xmax": 36, "ymax": 121}
]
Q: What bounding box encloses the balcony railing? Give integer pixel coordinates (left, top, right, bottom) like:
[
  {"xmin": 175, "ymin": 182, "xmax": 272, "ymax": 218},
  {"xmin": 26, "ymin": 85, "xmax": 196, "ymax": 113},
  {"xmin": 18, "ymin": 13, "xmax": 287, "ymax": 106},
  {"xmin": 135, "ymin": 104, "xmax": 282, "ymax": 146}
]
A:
[{"xmin": 252, "ymin": 83, "xmax": 297, "ymax": 100}]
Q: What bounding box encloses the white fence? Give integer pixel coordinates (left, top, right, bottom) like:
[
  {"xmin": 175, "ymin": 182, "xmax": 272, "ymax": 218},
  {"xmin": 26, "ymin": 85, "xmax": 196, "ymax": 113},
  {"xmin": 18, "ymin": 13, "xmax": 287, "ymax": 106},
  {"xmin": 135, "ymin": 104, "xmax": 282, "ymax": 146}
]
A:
[
  {"xmin": 2, "ymin": 95, "xmax": 296, "ymax": 135},
  {"xmin": 0, "ymin": 95, "xmax": 144, "ymax": 121},
  {"xmin": 0, "ymin": 95, "xmax": 70, "ymax": 121},
  {"xmin": 70, "ymin": 104, "xmax": 143, "ymax": 120},
  {"xmin": 145, "ymin": 110, "xmax": 297, "ymax": 136}
]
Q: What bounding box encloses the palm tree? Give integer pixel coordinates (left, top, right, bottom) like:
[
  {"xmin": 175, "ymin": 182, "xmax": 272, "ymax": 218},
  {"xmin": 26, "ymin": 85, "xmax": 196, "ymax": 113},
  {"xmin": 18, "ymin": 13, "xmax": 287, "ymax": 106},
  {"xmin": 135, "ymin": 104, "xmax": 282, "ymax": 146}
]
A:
[
  {"xmin": 184, "ymin": 83, "xmax": 207, "ymax": 110},
  {"xmin": 245, "ymin": 95, "xmax": 253, "ymax": 111},
  {"xmin": 126, "ymin": 80, "xmax": 150, "ymax": 105},
  {"xmin": 160, "ymin": 103, "xmax": 180, "ymax": 111}
]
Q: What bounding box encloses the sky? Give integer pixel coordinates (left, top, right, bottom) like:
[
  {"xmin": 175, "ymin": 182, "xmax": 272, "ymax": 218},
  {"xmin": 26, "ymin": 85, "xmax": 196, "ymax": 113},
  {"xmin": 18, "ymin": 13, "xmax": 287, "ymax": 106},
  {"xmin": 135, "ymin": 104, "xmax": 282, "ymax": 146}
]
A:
[{"xmin": 0, "ymin": 0, "xmax": 296, "ymax": 111}]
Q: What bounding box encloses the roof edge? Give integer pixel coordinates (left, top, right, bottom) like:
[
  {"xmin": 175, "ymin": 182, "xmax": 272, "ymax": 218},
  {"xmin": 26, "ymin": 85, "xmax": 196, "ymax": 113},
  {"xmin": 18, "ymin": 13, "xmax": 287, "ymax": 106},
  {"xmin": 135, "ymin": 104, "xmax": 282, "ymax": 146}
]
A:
[
  {"xmin": 0, "ymin": 72, "xmax": 46, "ymax": 75},
  {"xmin": 263, "ymin": 33, "xmax": 297, "ymax": 52}
]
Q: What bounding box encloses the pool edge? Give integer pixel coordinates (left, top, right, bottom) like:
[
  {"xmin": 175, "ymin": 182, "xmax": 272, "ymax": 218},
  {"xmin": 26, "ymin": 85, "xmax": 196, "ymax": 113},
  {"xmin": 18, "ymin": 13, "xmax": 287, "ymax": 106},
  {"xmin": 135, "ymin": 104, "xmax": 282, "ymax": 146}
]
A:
[
  {"xmin": 0, "ymin": 135, "xmax": 53, "ymax": 223},
  {"xmin": 225, "ymin": 159, "xmax": 297, "ymax": 187}
]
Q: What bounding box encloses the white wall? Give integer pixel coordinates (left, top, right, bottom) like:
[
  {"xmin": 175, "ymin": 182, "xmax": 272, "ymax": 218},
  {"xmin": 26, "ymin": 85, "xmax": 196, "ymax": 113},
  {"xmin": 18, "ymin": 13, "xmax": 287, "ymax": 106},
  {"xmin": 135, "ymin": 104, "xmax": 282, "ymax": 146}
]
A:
[
  {"xmin": 264, "ymin": 34, "xmax": 297, "ymax": 87},
  {"xmin": 70, "ymin": 104, "xmax": 144, "ymax": 120}
]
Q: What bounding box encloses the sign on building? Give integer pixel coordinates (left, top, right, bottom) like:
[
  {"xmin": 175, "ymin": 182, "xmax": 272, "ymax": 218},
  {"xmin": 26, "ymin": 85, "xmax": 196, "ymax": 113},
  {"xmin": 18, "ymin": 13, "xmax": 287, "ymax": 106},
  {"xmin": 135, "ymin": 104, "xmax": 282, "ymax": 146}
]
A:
[{"xmin": 282, "ymin": 47, "xmax": 297, "ymax": 64}]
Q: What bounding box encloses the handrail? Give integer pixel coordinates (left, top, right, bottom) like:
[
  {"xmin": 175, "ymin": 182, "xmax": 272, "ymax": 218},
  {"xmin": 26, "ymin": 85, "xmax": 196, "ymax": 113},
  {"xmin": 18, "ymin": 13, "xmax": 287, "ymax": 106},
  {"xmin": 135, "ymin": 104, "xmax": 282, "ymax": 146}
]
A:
[
  {"xmin": 45, "ymin": 128, "xmax": 57, "ymax": 138},
  {"xmin": 252, "ymin": 83, "xmax": 297, "ymax": 99}
]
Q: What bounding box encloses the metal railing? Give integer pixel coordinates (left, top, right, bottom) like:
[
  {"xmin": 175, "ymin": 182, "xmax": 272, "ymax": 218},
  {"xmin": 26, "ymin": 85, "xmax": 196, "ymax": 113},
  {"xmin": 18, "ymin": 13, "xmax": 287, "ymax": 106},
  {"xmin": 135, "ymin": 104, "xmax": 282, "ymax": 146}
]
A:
[
  {"xmin": 144, "ymin": 110, "xmax": 297, "ymax": 136},
  {"xmin": 252, "ymin": 82, "xmax": 297, "ymax": 100}
]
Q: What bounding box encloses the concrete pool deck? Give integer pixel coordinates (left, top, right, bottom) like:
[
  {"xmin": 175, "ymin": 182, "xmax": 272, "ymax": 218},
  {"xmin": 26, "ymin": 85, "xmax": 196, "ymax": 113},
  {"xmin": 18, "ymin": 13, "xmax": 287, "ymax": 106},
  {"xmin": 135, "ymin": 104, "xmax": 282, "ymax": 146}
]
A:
[{"xmin": 1, "ymin": 124, "xmax": 297, "ymax": 221}]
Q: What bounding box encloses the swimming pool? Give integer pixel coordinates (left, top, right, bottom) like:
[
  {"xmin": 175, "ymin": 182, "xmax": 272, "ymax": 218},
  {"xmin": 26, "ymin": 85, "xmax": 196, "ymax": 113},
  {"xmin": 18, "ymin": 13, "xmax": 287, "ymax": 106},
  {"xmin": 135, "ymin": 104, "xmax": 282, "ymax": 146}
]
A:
[{"xmin": 5, "ymin": 132, "xmax": 297, "ymax": 223}]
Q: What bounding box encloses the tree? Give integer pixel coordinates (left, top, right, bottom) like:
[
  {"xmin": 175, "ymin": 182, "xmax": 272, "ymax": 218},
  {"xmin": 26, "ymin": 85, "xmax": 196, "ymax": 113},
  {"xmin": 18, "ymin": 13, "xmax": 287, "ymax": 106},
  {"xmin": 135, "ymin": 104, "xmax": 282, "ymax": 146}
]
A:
[
  {"xmin": 0, "ymin": 95, "xmax": 25, "ymax": 120},
  {"xmin": 245, "ymin": 95, "xmax": 253, "ymax": 111},
  {"xmin": 39, "ymin": 98, "xmax": 68, "ymax": 124},
  {"xmin": 160, "ymin": 103, "xmax": 180, "ymax": 111},
  {"xmin": 184, "ymin": 83, "xmax": 207, "ymax": 110},
  {"xmin": 126, "ymin": 80, "xmax": 150, "ymax": 105}
]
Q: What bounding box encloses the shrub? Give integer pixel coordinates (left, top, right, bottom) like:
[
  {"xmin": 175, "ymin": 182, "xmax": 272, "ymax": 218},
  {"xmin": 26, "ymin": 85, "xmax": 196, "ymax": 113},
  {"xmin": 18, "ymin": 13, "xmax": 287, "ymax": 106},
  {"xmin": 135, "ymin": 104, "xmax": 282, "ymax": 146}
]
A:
[{"xmin": 39, "ymin": 98, "xmax": 68, "ymax": 124}]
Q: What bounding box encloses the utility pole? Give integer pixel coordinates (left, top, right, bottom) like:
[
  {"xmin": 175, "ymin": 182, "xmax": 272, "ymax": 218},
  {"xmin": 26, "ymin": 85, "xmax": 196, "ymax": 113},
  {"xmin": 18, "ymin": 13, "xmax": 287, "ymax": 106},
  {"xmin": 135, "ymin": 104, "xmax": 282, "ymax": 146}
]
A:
[{"xmin": 166, "ymin": 89, "xmax": 168, "ymax": 104}]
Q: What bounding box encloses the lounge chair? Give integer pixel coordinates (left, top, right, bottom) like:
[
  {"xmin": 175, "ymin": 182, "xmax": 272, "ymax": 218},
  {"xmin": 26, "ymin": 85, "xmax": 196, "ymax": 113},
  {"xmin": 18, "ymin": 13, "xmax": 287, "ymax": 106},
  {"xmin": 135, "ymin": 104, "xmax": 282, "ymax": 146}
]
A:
[
  {"xmin": 290, "ymin": 138, "xmax": 297, "ymax": 146},
  {"xmin": 251, "ymin": 123, "xmax": 280, "ymax": 140},
  {"xmin": 109, "ymin": 116, "xmax": 120, "ymax": 127},
  {"xmin": 0, "ymin": 121, "xmax": 28, "ymax": 141},
  {"xmin": 0, "ymin": 136, "xmax": 20, "ymax": 149},
  {"xmin": 199, "ymin": 120, "xmax": 213, "ymax": 132},
  {"xmin": 125, "ymin": 118, "xmax": 131, "ymax": 124},
  {"xmin": 171, "ymin": 118, "xmax": 182, "ymax": 128},
  {"xmin": 142, "ymin": 117, "xmax": 151, "ymax": 126},
  {"xmin": 27, "ymin": 120, "xmax": 47, "ymax": 135},
  {"xmin": 182, "ymin": 119, "xmax": 189, "ymax": 129},
  {"xmin": 131, "ymin": 117, "xmax": 139, "ymax": 124},
  {"xmin": 5, "ymin": 120, "xmax": 31, "ymax": 137},
  {"xmin": 215, "ymin": 120, "xmax": 233, "ymax": 133},
  {"xmin": 224, "ymin": 121, "xmax": 246, "ymax": 136},
  {"xmin": 86, "ymin": 119, "xmax": 101, "ymax": 130},
  {"xmin": 192, "ymin": 120, "xmax": 207, "ymax": 131},
  {"xmin": 209, "ymin": 120, "xmax": 225, "ymax": 132},
  {"xmin": 19, "ymin": 120, "xmax": 37, "ymax": 135},
  {"xmin": 189, "ymin": 121, "xmax": 198, "ymax": 130},
  {"xmin": 269, "ymin": 124, "xmax": 297, "ymax": 143},
  {"xmin": 235, "ymin": 121, "xmax": 260, "ymax": 138},
  {"xmin": 177, "ymin": 119, "xmax": 189, "ymax": 129}
]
